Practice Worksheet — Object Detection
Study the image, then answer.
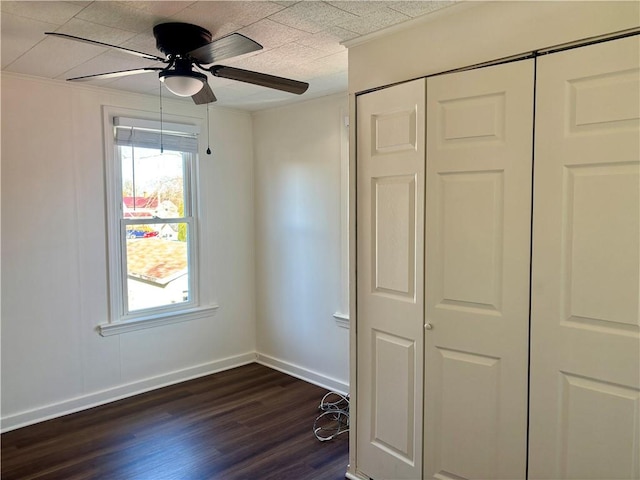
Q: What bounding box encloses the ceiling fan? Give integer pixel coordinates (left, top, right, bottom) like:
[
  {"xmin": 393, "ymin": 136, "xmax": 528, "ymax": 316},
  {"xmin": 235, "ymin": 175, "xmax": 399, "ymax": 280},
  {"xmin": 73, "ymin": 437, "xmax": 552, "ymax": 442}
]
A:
[{"xmin": 45, "ymin": 22, "xmax": 310, "ymax": 104}]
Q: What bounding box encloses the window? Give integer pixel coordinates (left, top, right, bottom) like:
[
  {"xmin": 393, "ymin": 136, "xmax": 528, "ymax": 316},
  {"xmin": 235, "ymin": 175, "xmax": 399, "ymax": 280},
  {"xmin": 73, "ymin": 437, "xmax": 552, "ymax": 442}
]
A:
[{"xmin": 100, "ymin": 113, "xmax": 217, "ymax": 335}]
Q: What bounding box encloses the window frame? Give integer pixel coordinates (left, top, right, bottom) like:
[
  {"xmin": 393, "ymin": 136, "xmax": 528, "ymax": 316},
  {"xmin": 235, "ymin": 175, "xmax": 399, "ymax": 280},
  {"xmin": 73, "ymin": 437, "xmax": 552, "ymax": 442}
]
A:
[
  {"xmin": 333, "ymin": 109, "xmax": 350, "ymax": 329},
  {"xmin": 99, "ymin": 107, "xmax": 218, "ymax": 336}
]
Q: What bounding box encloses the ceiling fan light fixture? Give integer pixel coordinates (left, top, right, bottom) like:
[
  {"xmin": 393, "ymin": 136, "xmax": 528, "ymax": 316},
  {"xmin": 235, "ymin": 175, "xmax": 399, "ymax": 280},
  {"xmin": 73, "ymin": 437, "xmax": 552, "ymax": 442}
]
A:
[{"xmin": 160, "ymin": 70, "xmax": 206, "ymax": 97}]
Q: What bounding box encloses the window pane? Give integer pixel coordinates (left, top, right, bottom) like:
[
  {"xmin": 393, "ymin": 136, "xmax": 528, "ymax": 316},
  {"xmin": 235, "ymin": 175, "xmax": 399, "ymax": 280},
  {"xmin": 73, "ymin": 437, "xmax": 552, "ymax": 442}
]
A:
[
  {"xmin": 120, "ymin": 146, "xmax": 186, "ymax": 220},
  {"xmin": 125, "ymin": 223, "xmax": 190, "ymax": 311}
]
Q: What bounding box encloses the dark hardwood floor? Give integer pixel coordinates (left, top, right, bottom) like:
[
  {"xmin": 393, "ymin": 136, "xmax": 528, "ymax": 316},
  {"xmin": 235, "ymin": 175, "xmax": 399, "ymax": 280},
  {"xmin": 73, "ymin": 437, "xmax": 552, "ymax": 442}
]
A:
[{"xmin": 1, "ymin": 363, "xmax": 349, "ymax": 480}]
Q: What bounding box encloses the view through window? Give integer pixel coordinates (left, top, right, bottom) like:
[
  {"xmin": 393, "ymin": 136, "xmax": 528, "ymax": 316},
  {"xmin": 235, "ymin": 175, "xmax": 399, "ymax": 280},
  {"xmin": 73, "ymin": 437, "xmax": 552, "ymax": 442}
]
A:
[{"xmin": 119, "ymin": 145, "xmax": 193, "ymax": 312}]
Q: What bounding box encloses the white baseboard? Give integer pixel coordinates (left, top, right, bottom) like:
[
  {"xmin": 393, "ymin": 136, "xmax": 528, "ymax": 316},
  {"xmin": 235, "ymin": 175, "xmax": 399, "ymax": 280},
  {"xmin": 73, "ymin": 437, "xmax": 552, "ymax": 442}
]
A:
[
  {"xmin": 1, "ymin": 352, "xmax": 257, "ymax": 433},
  {"xmin": 345, "ymin": 472, "xmax": 370, "ymax": 480},
  {"xmin": 255, "ymin": 353, "xmax": 349, "ymax": 395}
]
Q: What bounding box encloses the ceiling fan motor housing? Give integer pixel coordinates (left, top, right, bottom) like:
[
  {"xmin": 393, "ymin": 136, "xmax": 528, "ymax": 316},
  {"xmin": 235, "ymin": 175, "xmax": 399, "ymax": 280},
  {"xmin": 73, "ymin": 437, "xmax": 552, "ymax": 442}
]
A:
[{"xmin": 153, "ymin": 23, "xmax": 212, "ymax": 57}]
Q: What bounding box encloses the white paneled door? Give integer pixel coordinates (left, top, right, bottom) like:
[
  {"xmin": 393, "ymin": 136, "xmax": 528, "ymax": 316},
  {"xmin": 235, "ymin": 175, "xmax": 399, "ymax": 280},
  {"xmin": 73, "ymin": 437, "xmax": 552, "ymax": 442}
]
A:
[
  {"xmin": 424, "ymin": 60, "xmax": 534, "ymax": 479},
  {"xmin": 529, "ymin": 36, "xmax": 640, "ymax": 479},
  {"xmin": 356, "ymin": 78, "xmax": 425, "ymax": 480}
]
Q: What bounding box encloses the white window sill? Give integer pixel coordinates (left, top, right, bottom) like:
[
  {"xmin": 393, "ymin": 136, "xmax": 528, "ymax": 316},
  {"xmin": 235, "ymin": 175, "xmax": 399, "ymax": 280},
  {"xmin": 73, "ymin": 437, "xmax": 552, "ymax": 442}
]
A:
[
  {"xmin": 99, "ymin": 304, "xmax": 219, "ymax": 336},
  {"xmin": 333, "ymin": 312, "xmax": 350, "ymax": 329}
]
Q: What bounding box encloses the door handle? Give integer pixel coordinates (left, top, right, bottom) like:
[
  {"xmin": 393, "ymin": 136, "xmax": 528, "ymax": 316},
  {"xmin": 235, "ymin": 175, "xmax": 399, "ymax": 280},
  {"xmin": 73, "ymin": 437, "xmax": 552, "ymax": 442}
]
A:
[{"xmin": 424, "ymin": 322, "xmax": 433, "ymax": 330}]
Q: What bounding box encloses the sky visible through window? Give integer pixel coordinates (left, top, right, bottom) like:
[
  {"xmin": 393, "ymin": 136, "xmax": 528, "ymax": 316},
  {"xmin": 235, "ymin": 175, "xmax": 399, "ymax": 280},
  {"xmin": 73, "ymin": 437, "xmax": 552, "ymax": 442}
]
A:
[{"xmin": 121, "ymin": 147, "xmax": 184, "ymax": 202}]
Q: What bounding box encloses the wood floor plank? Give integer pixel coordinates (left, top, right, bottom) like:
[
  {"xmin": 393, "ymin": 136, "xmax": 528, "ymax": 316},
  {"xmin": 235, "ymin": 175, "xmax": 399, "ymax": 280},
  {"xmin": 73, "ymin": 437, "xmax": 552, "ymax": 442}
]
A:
[{"xmin": 1, "ymin": 364, "xmax": 349, "ymax": 480}]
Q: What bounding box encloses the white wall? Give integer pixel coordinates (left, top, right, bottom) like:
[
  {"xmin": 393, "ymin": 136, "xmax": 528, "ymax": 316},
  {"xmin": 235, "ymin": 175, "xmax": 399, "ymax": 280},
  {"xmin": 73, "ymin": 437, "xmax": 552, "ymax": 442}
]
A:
[
  {"xmin": 252, "ymin": 93, "xmax": 350, "ymax": 392},
  {"xmin": 1, "ymin": 74, "xmax": 257, "ymax": 430}
]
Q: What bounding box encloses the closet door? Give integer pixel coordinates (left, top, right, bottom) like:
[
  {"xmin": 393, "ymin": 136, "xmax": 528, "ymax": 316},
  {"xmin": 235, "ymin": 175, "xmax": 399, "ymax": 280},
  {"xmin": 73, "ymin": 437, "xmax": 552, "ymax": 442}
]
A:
[
  {"xmin": 529, "ymin": 36, "xmax": 640, "ymax": 479},
  {"xmin": 356, "ymin": 78, "xmax": 425, "ymax": 480},
  {"xmin": 424, "ymin": 60, "xmax": 534, "ymax": 479}
]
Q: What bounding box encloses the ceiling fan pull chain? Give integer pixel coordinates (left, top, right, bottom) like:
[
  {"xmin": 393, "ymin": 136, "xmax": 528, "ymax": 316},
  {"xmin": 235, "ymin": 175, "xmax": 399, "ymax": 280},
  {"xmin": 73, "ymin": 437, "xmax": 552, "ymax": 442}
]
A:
[{"xmin": 206, "ymin": 103, "xmax": 212, "ymax": 155}]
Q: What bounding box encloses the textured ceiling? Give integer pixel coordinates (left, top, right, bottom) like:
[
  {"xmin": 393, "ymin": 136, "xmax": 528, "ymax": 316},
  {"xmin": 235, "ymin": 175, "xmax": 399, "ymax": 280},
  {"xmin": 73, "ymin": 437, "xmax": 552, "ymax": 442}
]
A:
[{"xmin": 1, "ymin": 1, "xmax": 454, "ymax": 110}]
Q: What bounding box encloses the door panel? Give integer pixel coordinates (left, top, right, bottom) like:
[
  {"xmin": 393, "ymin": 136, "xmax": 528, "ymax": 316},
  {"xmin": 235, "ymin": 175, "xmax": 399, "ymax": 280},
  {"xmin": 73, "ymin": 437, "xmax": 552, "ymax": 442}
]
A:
[
  {"xmin": 356, "ymin": 78, "xmax": 425, "ymax": 480},
  {"xmin": 435, "ymin": 347, "xmax": 501, "ymax": 480},
  {"xmin": 425, "ymin": 60, "xmax": 534, "ymax": 479},
  {"xmin": 529, "ymin": 35, "xmax": 640, "ymax": 480},
  {"xmin": 371, "ymin": 329, "xmax": 416, "ymax": 459},
  {"xmin": 439, "ymin": 170, "xmax": 504, "ymax": 311},
  {"xmin": 372, "ymin": 175, "xmax": 416, "ymax": 298}
]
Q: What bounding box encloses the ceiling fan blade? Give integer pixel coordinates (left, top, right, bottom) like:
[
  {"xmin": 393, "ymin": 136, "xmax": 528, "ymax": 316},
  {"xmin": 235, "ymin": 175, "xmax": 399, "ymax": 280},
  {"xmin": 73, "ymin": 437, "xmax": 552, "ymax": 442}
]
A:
[
  {"xmin": 45, "ymin": 32, "xmax": 166, "ymax": 62},
  {"xmin": 188, "ymin": 33, "xmax": 262, "ymax": 65},
  {"xmin": 209, "ymin": 66, "xmax": 309, "ymax": 95},
  {"xmin": 68, "ymin": 67, "xmax": 165, "ymax": 81},
  {"xmin": 192, "ymin": 82, "xmax": 217, "ymax": 105}
]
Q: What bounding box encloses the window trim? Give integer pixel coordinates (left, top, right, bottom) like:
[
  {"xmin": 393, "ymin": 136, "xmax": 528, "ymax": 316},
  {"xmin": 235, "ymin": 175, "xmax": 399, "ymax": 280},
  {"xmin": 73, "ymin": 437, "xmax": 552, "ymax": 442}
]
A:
[
  {"xmin": 99, "ymin": 304, "xmax": 219, "ymax": 336},
  {"xmin": 334, "ymin": 109, "xmax": 350, "ymax": 329},
  {"xmin": 100, "ymin": 106, "xmax": 217, "ymax": 336}
]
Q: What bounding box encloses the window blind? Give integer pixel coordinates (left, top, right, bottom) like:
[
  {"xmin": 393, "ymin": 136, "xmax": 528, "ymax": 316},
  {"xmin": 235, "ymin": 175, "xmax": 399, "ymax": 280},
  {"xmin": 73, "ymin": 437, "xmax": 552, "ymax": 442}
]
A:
[{"xmin": 114, "ymin": 117, "xmax": 199, "ymax": 153}]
